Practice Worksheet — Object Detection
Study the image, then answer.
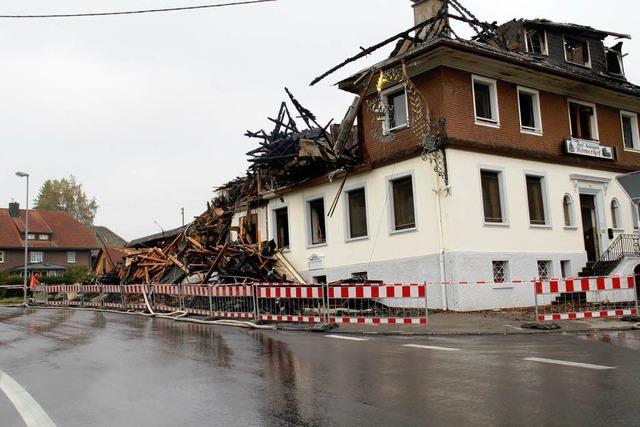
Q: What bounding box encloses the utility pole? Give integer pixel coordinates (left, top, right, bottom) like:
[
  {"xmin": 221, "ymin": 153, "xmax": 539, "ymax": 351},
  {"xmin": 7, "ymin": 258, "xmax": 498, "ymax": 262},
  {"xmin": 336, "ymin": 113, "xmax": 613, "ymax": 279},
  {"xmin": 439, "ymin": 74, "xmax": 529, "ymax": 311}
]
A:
[
  {"xmin": 181, "ymin": 207, "xmax": 185, "ymax": 226},
  {"xmin": 15, "ymin": 171, "xmax": 29, "ymax": 306}
]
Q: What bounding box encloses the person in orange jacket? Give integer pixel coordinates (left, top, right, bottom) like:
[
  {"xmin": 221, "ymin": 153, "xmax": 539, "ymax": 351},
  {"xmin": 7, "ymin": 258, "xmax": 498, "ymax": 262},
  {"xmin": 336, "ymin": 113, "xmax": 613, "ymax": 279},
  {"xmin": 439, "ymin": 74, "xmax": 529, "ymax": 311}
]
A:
[{"xmin": 29, "ymin": 272, "xmax": 41, "ymax": 289}]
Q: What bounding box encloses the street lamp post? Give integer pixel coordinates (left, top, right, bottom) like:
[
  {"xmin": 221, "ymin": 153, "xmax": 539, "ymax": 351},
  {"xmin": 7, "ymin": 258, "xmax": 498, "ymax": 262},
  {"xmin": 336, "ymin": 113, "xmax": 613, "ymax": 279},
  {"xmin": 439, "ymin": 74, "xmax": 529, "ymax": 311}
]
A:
[{"xmin": 15, "ymin": 171, "xmax": 29, "ymax": 306}]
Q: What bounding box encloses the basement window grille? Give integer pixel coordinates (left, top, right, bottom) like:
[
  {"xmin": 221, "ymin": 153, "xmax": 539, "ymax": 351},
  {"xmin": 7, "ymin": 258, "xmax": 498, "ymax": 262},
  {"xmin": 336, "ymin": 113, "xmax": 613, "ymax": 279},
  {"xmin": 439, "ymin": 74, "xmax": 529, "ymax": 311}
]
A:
[
  {"xmin": 537, "ymin": 260, "xmax": 553, "ymax": 281},
  {"xmin": 492, "ymin": 261, "xmax": 509, "ymax": 284}
]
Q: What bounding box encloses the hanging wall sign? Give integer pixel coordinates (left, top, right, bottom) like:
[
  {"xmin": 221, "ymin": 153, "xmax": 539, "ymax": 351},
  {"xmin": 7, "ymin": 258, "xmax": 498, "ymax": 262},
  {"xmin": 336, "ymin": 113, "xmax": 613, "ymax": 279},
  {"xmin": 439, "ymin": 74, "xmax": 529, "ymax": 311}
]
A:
[{"xmin": 565, "ymin": 139, "xmax": 615, "ymax": 160}]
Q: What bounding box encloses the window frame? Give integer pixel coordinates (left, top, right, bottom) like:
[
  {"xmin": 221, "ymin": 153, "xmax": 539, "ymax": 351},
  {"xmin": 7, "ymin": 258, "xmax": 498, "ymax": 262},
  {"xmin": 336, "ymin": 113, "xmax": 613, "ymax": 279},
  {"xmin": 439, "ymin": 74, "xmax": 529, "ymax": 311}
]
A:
[
  {"xmin": 611, "ymin": 198, "xmax": 623, "ymax": 230},
  {"xmin": 563, "ymin": 194, "xmax": 577, "ymax": 229},
  {"xmin": 67, "ymin": 251, "xmax": 77, "ymax": 264},
  {"xmin": 517, "ymin": 86, "xmax": 543, "ymax": 136},
  {"xmin": 471, "ymin": 75, "xmax": 500, "ymax": 128},
  {"xmin": 524, "ymin": 172, "xmax": 551, "ymax": 228},
  {"xmin": 343, "ymin": 184, "xmax": 369, "ymax": 242},
  {"xmin": 27, "ymin": 233, "xmax": 36, "ymax": 240},
  {"xmin": 239, "ymin": 213, "xmax": 259, "ymax": 244},
  {"xmin": 272, "ymin": 205, "xmax": 290, "ymax": 251},
  {"xmin": 381, "ymin": 84, "xmax": 409, "ymax": 134},
  {"xmin": 492, "ymin": 260, "xmax": 510, "ymax": 284},
  {"xmin": 479, "ymin": 166, "xmax": 509, "ymax": 226},
  {"xmin": 563, "ymin": 35, "xmax": 592, "ymax": 68},
  {"xmin": 620, "ymin": 110, "xmax": 640, "ymax": 152},
  {"xmin": 524, "ymin": 28, "xmax": 548, "ymax": 55},
  {"xmin": 605, "ymin": 48, "xmax": 625, "ymax": 76},
  {"xmin": 537, "ymin": 260, "xmax": 554, "ymax": 281},
  {"xmin": 387, "ymin": 171, "xmax": 418, "ymax": 235},
  {"xmin": 0, "ymin": 251, "xmax": 4, "ymax": 263},
  {"xmin": 30, "ymin": 251, "xmax": 43, "ymax": 264},
  {"xmin": 560, "ymin": 260, "xmax": 572, "ymax": 279},
  {"xmin": 38, "ymin": 234, "xmax": 49, "ymax": 240},
  {"xmin": 567, "ymin": 99, "xmax": 599, "ymax": 142},
  {"xmin": 305, "ymin": 196, "xmax": 327, "ymax": 248}
]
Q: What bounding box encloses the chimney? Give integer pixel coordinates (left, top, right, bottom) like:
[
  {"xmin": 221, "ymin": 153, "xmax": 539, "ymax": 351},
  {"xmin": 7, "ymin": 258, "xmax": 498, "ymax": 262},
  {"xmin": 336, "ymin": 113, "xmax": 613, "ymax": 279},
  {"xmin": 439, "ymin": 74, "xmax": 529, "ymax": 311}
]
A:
[
  {"xmin": 411, "ymin": 0, "xmax": 447, "ymax": 39},
  {"xmin": 9, "ymin": 201, "xmax": 19, "ymax": 218}
]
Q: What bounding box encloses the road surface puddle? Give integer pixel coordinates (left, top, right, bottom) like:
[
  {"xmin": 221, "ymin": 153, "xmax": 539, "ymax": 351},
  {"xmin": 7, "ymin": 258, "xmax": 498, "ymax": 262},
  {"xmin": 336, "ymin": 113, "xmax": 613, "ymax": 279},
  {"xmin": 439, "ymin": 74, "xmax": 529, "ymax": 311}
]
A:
[{"xmin": 579, "ymin": 331, "xmax": 640, "ymax": 350}]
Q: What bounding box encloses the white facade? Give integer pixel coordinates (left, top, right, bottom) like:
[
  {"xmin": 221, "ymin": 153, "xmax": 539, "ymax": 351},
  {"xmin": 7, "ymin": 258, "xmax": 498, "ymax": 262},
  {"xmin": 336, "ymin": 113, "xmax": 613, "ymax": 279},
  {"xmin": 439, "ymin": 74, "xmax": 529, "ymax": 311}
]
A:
[{"xmin": 230, "ymin": 148, "xmax": 639, "ymax": 311}]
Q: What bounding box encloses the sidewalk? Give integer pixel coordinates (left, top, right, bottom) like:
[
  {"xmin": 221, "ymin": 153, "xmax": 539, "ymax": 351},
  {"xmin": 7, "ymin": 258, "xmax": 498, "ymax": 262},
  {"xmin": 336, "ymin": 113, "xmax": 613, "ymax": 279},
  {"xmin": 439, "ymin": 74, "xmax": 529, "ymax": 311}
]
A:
[{"xmin": 320, "ymin": 311, "xmax": 640, "ymax": 336}]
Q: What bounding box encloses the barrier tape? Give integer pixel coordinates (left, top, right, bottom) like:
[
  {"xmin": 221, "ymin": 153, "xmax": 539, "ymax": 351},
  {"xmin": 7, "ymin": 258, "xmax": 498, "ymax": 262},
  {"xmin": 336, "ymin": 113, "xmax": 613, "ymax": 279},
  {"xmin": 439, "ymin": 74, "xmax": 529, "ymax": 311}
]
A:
[{"xmin": 536, "ymin": 276, "xmax": 635, "ymax": 294}]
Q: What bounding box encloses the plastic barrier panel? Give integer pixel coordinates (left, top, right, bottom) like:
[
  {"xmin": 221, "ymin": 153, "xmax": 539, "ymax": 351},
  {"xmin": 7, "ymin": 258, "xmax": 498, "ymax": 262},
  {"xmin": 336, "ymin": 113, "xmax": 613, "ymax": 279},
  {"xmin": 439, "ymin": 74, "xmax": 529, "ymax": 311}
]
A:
[
  {"xmin": 209, "ymin": 285, "xmax": 255, "ymax": 319},
  {"xmin": 256, "ymin": 283, "xmax": 325, "ymax": 323},
  {"xmin": 153, "ymin": 285, "xmax": 182, "ymax": 313}
]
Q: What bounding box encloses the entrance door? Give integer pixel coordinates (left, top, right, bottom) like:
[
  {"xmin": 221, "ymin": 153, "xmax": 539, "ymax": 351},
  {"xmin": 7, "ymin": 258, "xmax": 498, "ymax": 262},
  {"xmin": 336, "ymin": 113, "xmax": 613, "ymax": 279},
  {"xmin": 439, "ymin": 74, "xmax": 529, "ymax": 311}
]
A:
[
  {"xmin": 634, "ymin": 265, "xmax": 640, "ymax": 300},
  {"xmin": 580, "ymin": 194, "xmax": 600, "ymax": 262}
]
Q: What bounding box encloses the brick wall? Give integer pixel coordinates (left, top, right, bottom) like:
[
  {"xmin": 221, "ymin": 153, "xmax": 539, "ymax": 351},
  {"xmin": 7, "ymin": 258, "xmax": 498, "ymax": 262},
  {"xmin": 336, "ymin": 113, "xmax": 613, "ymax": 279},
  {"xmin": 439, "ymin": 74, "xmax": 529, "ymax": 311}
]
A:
[{"xmin": 0, "ymin": 249, "xmax": 92, "ymax": 273}]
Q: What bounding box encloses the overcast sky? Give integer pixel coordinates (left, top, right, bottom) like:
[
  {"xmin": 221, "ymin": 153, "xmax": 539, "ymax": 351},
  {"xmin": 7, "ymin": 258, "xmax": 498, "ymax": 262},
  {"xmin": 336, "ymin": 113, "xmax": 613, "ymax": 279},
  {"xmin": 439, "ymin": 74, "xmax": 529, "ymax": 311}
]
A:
[{"xmin": 1, "ymin": 0, "xmax": 638, "ymax": 240}]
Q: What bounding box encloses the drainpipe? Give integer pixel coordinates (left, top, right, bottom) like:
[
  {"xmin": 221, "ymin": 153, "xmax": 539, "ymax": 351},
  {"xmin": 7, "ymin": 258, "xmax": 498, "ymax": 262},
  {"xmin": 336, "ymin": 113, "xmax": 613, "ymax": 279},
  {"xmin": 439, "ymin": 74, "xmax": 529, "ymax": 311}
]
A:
[{"xmin": 433, "ymin": 174, "xmax": 449, "ymax": 310}]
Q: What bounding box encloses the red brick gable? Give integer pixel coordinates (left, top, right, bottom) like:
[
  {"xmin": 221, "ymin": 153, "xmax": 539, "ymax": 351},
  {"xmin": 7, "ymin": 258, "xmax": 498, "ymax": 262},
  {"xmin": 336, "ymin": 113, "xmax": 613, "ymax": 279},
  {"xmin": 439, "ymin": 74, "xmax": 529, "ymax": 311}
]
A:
[{"xmin": 0, "ymin": 209, "xmax": 98, "ymax": 249}]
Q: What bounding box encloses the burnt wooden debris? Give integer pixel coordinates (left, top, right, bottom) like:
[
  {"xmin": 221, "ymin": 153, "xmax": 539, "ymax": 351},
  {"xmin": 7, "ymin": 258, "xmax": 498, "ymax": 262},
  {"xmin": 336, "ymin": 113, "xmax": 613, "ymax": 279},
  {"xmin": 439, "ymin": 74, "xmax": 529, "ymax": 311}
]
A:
[{"xmin": 99, "ymin": 90, "xmax": 360, "ymax": 287}]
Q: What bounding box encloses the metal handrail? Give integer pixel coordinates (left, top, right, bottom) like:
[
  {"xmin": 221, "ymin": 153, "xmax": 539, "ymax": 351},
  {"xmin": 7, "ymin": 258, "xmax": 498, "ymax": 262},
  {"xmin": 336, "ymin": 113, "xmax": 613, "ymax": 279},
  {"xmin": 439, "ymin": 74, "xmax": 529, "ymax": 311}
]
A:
[{"xmin": 591, "ymin": 234, "xmax": 640, "ymax": 276}]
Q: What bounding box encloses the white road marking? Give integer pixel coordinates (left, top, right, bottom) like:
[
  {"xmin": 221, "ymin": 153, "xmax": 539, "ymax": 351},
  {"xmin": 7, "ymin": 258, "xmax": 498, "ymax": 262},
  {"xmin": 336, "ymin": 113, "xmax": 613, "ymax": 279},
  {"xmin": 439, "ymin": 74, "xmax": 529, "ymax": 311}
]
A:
[
  {"xmin": 325, "ymin": 335, "xmax": 369, "ymax": 342},
  {"xmin": 0, "ymin": 370, "xmax": 57, "ymax": 427},
  {"xmin": 524, "ymin": 357, "xmax": 615, "ymax": 370},
  {"xmin": 403, "ymin": 344, "xmax": 461, "ymax": 352}
]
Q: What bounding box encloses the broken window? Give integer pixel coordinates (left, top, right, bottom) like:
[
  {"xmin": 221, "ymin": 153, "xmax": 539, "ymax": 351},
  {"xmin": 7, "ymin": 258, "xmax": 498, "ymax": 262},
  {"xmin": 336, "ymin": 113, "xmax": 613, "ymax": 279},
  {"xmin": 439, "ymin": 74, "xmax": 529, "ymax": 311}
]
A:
[
  {"xmin": 569, "ymin": 101, "xmax": 597, "ymax": 141},
  {"xmin": 472, "ymin": 75, "xmax": 499, "ymax": 125},
  {"xmin": 308, "ymin": 198, "xmax": 326, "ymax": 245},
  {"xmin": 492, "ymin": 261, "xmax": 509, "ymax": 284},
  {"xmin": 606, "ymin": 49, "xmax": 624, "ymax": 76},
  {"xmin": 611, "ymin": 198, "xmax": 621, "ymax": 229},
  {"xmin": 526, "ymin": 175, "xmax": 547, "ymax": 226},
  {"xmin": 239, "ymin": 213, "xmax": 258, "ymax": 244},
  {"xmin": 564, "ymin": 36, "xmax": 590, "ymax": 67},
  {"xmin": 525, "ymin": 28, "xmax": 547, "ymax": 55},
  {"xmin": 274, "ymin": 207, "xmax": 289, "ymax": 249},
  {"xmin": 621, "ymin": 111, "xmax": 639, "ymax": 150},
  {"xmin": 391, "ymin": 176, "xmax": 416, "ymax": 231},
  {"xmin": 537, "ymin": 260, "xmax": 553, "ymax": 281},
  {"xmin": 481, "ymin": 170, "xmax": 504, "ymax": 223},
  {"xmin": 347, "ymin": 188, "xmax": 368, "ymax": 239},
  {"xmin": 563, "ymin": 194, "xmax": 575, "ymax": 227},
  {"xmin": 384, "ymin": 87, "xmax": 408, "ymax": 132},
  {"xmin": 518, "ymin": 88, "xmax": 542, "ymax": 134}
]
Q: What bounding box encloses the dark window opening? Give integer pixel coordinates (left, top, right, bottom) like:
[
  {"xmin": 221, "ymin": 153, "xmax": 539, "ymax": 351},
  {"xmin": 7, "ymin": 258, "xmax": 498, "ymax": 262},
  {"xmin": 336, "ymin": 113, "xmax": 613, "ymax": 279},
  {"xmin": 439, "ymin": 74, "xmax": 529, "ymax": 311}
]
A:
[
  {"xmin": 519, "ymin": 92, "xmax": 536, "ymax": 130},
  {"xmin": 240, "ymin": 214, "xmax": 258, "ymax": 244},
  {"xmin": 606, "ymin": 50, "xmax": 623, "ymax": 75},
  {"xmin": 312, "ymin": 275, "xmax": 327, "ymax": 285},
  {"xmin": 525, "ymin": 29, "xmax": 546, "ymax": 54},
  {"xmin": 347, "ymin": 188, "xmax": 368, "ymax": 239},
  {"xmin": 481, "ymin": 170, "xmax": 503, "ymax": 223},
  {"xmin": 274, "ymin": 207, "xmax": 289, "ymax": 249},
  {"xmin": 309, "ymin": 199, "xmax": 326, "ymax": 245},
  {"xmin": 386, "ymin": 89, "xmax": 408, "ymax": 130},
  {"xmin": 474, "ymin": 81, "xmax": 494, "ymax": 122},
  {"xmin": 569, "ymin": 102, "xmax": 596, "ymax": 140},
  {"xmin": 391, "ymin": 176, "xmax": 416, "ymax": 231},
  {"xmin": 564, "ymin": 37, "xmax": 590, "ymax": 66},
  {"xmin": 351, "ymin": 272, "xmax": 368, "ymax": 282},
  {"xmin": 527, "ymin": 176, "xmax": 546, "ymax": 225}
]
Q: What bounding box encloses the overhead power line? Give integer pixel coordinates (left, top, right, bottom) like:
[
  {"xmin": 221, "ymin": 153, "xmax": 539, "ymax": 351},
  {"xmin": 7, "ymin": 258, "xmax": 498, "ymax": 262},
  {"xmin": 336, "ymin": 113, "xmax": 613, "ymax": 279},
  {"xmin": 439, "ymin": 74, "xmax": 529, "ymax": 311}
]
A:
[{"xmin": 0, "ymin": 0, "xmax": 276, "ymax": 19}]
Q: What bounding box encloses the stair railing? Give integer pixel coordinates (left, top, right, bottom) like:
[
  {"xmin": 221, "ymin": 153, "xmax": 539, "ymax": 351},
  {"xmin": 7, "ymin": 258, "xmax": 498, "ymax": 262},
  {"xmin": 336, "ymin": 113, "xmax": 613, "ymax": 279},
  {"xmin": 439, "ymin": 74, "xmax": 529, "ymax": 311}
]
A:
[{"xmin": 591, "ymin": 234, "xmax": 640, "ymax": 276}]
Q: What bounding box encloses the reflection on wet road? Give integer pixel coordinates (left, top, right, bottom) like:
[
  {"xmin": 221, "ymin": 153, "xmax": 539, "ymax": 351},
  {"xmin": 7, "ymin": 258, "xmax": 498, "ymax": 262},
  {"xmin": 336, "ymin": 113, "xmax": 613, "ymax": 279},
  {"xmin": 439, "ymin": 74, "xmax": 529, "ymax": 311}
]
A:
[{"xmin": 0, "ymin": 307, "xmax": 639, "ymax": 426}]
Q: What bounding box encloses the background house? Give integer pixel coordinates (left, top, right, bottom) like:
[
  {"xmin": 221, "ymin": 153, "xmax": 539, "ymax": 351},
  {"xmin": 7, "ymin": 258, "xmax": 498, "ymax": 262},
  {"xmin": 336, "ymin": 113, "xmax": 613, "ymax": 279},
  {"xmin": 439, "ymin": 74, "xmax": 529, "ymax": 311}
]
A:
[{"xmin": 0, "ymin": 202, "xmax": 98, "ymax": 277}]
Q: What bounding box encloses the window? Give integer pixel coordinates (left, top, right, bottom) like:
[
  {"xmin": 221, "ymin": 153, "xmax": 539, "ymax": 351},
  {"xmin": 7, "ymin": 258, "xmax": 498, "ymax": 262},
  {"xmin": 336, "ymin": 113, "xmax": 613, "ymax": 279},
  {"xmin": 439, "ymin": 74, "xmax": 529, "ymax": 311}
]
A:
[
  {"xmin": 239, "ymin": 213, "xmax": 258, "ymax": 244},
  {"xmin": 67, "ymin": 251, "xmax": 76, "ymax": 264},
  {"xmin": 564, "ymin": 36, "xmax": 590, "ymax": 67},
  {"xmin": 390, "ymin": 176, "xmax": 416, "ymax": 231},
  {"xmin": 621, "ymin": 111, "xmax": 640, "ymax": 150},
  {"xmin": 611, "ymin": 199, "xmax": 622, "ymax": 229},
  {"xmin": 526, "ymin": 175, "xmax": 547, "ymax": 226},
  {"xmin": 561, "ymin": 260, "xmax": 571, "ymax": 279},
  {"xmin": 274, "ymin": 207, "xmax": 290, "ymax": 249},
  {"xmin": 525, "ymin": 28, "xmax": 548, "ymax": 55},
  {"xmin": 606, "ymin": 49, "xmax": 624, "ymax": 76},
  {"xmin": 308, "ymin": 198, "xmax": 326, "ymax": 246},
  {"xmin": 517, "ymin": 87, "xmax": 542, "ymax": 134},
  {"xmin": 472, "ymin": 75, "xmax": 499, "ymax": 125},
  {"xmin": 27, "ymin": 233, "xmax": 36, "ymax": 240},
  {"xmin": 351, "ymin": 272, "xmax": 368, "ymax": 282},
  {"xmin": 0, "ymin": 251, "xmax": 4, "ymax": 263},
  {"xmin": 38, "ymin": 234, "xmax": 49, "ymax": 240},
  {"xmin": 563, "ymin": 194, "xmax": 575, "ymax": 227},
  {"xmin": 492, "ymin": 261, "xmax": 509, "ymax": 284},
  {"xmin": 568, "ymin": 100, "xmax": 598, "ymax": 141},
  {"xmin": 312, "ymin": 275, "xmax": 327, "ymax": 285},
  {"xmin": 537, "ymin": 260, "xmax": 553, "ymax": 281},
  {"xmin": 346, "ymin": 188, "xmax": 368, "ymax": 239},
  {"xmin": 481, "ymin": 170, "xmax": 505, "ymax": 224},
  {"xmin": 633, "ymin": 203, "xmax": 640, "ymax": 232},
  {"xmin": 382, "ymin": 86, "xmax": 408, "ymax": 132},
  {"xmin": 30, "ymin": 251, "xmax": 43, "ymax": 263}
]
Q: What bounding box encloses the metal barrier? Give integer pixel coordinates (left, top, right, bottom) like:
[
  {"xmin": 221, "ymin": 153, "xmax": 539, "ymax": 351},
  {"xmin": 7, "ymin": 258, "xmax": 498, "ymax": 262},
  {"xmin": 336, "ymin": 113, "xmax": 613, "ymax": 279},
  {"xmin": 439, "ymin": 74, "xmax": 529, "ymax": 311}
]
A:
[
  {"xmin": 256, "ymin": 283, "xmax": 324, "ymax": 323},
  {"xmin": 154, "ymin": 285, "xmax": 182, "ymax": 313},
  {"xmin": 209, "ymin": 284, "xmax": 255, "ymax": 319},
  {"xmin": 102, "ymin": 285, "xmax": 124, "ymax": 310},
  {"xmin": 122, "ymin": 285, "xmax": 148, "ymax": 311},
  {"xmin": 183, "ymin": 285, "xmax": 212, "ymax": 317},
  {"xmin": 535, "ymin": 276, "xmax": 639, "ymax": 321}
]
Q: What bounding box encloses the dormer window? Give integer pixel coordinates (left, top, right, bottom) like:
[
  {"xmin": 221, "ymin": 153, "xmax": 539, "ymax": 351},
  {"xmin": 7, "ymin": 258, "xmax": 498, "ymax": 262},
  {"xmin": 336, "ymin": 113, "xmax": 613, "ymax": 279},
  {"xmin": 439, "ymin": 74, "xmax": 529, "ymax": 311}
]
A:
[
  {"xmin": 606, "ymin": 48, "xmax": 624, "ymax": 76},
  {"xmin": 524, "ymin": 28, "xmax": 547, "ymax": 55},
  {"xmin": 38, "ymin": 234, "xmax": 50, "ymax": 241},
  {"xmin": 564, "ymin": 36, "xmax": 591, "ymax": 68},
  {"xmin": 27, "ymin": 233, "xmax": 36, "ymax": 240},
  {"xmin": 382, "ymin": 85, "xmax": 408, "ymax": 133}
]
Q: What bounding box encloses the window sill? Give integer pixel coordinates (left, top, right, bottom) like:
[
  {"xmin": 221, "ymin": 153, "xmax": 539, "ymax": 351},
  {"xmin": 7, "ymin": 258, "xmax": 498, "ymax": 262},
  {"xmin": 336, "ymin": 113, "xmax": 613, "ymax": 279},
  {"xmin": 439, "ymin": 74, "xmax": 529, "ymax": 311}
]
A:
[
  {"xmin": 483, "ymin": 221, "xmax": 510, "ymax": 228},
  {"xmin": 565, "ymin": 60, "xmax": 592, "ymax": 69},
  {"xmin": 612, "ymin": 228, "xmax": 625, "ymax": 232},
  {"xmin": 520, "ymin": 129, "xmax": 543, "ymax": 137},
  {"xmin": 529, "ymin": 224, "xmax": 552, "ymax": 230},
  {"xmin": 306, "ymin": 243, "xmax": 327, "ymax": 250},
  {"xmin": 623, "ymin": 147, "xmax": 640, "ymax": 154},
  {"xmin": 390, "ymin": 227, "xmax": 417, "ymax": 236},
  {"xmin": 563, "ymin": 226, "xmax": 579, "ymax": 230},
  {"xmin": 387, "ymin": 124, "xmax": 409, "ymax": 134},
  {"xmin": 492, "ymin": 284, "xmax": 514, "ymax": 290},
  {"xmin": 345, "ymin": 235, "xmax": 369, "ymax": 243},
  {"xmin": 475, "ymin": 120, "xmax": 500, "ymax": 129}
]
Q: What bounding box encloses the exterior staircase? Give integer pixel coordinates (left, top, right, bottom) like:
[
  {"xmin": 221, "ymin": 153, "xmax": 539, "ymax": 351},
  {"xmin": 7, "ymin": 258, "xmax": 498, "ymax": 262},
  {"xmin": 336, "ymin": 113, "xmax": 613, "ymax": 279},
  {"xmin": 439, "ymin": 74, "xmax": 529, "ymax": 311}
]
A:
[{"xmin": 579, "ymin": 234, "xmax": 640, "ymax": 277}]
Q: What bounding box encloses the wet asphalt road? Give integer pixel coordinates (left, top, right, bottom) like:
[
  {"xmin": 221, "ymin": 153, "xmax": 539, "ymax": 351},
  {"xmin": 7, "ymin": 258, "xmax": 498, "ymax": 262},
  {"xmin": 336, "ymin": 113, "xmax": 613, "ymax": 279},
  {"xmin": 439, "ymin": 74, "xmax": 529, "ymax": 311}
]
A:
[{"xmin": 0, "ymin": 308, "xmax": 639, "ymax": 427}]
